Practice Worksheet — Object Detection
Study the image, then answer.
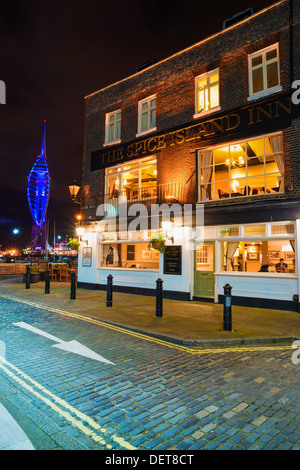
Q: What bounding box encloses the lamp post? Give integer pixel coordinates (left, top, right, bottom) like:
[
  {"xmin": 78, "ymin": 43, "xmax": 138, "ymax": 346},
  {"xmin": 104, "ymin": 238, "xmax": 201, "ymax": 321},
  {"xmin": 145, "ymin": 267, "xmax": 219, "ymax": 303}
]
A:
[{"xmin": 68, "ymin": 180, "xmax": 81, "ymax": 204}]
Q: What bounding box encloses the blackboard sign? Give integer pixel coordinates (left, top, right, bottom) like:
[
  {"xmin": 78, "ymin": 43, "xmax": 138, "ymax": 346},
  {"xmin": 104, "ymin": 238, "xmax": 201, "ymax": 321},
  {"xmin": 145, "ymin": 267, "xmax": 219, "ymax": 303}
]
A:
[
  {"xmin": 127, "ymin": 245, "xmax": 135, "ymax": 261},
  {"xmin": 164, "ymin": 245, "xmax": 182, "ymax": 275}
]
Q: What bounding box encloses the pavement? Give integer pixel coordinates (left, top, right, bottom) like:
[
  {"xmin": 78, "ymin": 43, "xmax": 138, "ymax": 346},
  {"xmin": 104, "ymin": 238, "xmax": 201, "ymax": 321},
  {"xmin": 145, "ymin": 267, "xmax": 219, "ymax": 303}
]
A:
[
  {"xmin": 1, "ymin": 275, "xmax": 300, "ymax": 451},
  {"xmin": 1, "ymin": 275, "xmax": 300, "ymax": 347}
]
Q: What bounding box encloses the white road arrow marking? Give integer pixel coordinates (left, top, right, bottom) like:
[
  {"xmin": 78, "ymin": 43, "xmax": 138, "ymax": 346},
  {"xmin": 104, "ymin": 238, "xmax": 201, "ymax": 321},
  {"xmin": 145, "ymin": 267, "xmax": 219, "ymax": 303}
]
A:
[
  {"xmin": 0, "ymin": 403, "xmax": 35, "ymax": 450},
  {"xmin": 13, "ymin": 322, "xmax": 114, "ymax": 364}
]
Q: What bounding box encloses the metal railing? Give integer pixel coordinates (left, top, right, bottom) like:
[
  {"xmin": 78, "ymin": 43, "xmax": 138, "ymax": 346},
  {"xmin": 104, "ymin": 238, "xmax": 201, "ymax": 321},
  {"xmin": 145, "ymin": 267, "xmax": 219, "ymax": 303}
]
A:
[{"xmin": 82, "ymin": 182, "xmax": 185, "ymax": 220}]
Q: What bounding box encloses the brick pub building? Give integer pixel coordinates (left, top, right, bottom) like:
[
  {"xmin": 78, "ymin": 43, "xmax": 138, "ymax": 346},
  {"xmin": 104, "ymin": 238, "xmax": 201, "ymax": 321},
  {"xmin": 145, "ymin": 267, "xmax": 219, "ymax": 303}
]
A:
[{"xmin": 77, "ymin": 0, "xmax": 300, "ymax": 311}]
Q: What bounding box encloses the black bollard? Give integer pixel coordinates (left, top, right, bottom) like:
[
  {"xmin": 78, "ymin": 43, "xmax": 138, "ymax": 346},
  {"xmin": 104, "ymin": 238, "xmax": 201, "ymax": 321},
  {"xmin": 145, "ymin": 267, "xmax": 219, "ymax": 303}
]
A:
[
  {"xmin": 156, "ymin": 278, "xmax": 163, "ymax": 317},
  {"xmin": 45, "ymin": 269, "xmax": 50, "ymax": 294},
  {"xmin": 70, "ymin": 270, "xmax": 76, "ymax": 300},
  {"xmin": 223, "ymin": 283, "xmax": 232, "ymax": 331},
  {"xmin": 106, "ymin": 274, "xmax": 113, "ymax": 307},
  {"xmin": 25, "ymin": 264, "xmax": 30, "ymax": 289}
]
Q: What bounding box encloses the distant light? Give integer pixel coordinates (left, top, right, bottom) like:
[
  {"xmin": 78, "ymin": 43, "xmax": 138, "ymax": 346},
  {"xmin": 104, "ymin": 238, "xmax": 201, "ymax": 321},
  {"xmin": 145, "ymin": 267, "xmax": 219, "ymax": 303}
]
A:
[
  {"xmin": 12, "ymin": 228, "xmax": 19, "ymax": 235},
  {"xmin": 57, "ymin": 235, "xmax": 61, "ymax": 240}
]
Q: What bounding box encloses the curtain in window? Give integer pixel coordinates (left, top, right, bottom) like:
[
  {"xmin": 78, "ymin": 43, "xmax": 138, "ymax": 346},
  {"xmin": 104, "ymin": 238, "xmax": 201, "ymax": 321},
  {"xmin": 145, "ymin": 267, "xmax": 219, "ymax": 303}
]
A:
[
  {"xmin": 269, "ymin": 135, "xmax": 284, "ymax": 191},
  {"xmin": 225, "ymin": 242, "xmax": 239, "ymax": 271},
  {"xmin": 290, "ymin": 240, "xmax": 295, "ymax": 252},
  {"xmin": 200, "ymin": 150, "xmax": 213, "ymax": 200}
]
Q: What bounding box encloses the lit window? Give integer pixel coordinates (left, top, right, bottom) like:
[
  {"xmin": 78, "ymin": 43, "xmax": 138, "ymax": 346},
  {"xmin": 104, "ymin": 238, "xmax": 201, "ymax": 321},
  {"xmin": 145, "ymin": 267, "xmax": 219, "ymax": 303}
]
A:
[
  {"xmin": 137, "ymin": 95, "xmax": 156, "ymax": 135},
  {"xmin": 248, "ymin": 44, "xmax": 281, "ymax": 99},
  {"xmin": 105, "ymin": 157, "xmax": 157, "ymax": 201},
  {"xmin": 105, "ymin": 110, "xmax": 121, "ymax": 144},
  {"xmin": 101, "ymin": 242, "xmax": 159, "ymax": 270},
  {"xmin": 195, "ymin": 69, "xmax": 220, "ymax": 116},
  {"xmin": 198, "ymin": 133, "xmax": 284, "ymax": 201},
  {"xmin": 220, "ymin": 240, "xmax": 295, "ymax": 274}
]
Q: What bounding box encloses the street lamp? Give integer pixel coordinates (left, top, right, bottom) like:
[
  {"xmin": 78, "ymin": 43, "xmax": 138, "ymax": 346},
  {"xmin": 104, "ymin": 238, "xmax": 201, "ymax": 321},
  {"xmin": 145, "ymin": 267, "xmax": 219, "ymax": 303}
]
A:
[{"xmin": 68, "ymin": 180, "xmax": 81, "ymax": 204}]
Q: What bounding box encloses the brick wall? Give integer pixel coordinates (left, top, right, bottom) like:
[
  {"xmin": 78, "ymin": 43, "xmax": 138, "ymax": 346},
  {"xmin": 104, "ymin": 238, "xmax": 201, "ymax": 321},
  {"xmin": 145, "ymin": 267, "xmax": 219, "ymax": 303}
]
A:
[{"xmin": 81, "ymin": 0, "xmax": 300, "ymax": 219}]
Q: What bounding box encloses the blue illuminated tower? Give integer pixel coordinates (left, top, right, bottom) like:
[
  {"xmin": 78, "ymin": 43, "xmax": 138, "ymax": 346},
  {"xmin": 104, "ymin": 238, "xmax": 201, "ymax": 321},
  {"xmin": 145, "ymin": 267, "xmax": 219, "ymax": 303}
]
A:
[{"xmin": 27, "ymin": 121, "xmax": 50, "ymax": 252}]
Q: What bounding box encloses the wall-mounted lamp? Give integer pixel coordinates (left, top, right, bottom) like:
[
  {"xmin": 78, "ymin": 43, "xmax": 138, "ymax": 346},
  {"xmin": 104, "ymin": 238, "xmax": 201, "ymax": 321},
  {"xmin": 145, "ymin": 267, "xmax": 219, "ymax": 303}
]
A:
[
  {"xmin": 162, "ymin": 221, "xmax": 174, "ymax": 244},
  {"xmin": 76, "ymin": 227, "xmax": 88, "ymax": 245},
  {"xmin": 69, "ymin": 180, "xmax": 82, "ymax": 204}
]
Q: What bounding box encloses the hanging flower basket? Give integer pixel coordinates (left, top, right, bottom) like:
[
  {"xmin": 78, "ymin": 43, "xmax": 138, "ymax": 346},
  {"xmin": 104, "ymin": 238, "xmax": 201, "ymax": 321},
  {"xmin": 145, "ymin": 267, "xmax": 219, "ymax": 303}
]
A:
[
  {"xmin": 67, "ymin": 237, "xmax": 80, "ymax": 251},
  {"xmin": 148, "ymin": 235, "xmax": 166, "ymax": 253}
]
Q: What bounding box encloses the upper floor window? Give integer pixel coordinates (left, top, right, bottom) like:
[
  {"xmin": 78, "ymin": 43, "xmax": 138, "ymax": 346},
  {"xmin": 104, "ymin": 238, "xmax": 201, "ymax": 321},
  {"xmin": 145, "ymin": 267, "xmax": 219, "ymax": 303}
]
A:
[
  {"xmin": 137, "ymin": 95, "xmax": 156, "ymax": 136},
  {"xmin": 105, "ymin": 109, "xmax": 121, "ymax": 145},
  {"xmin": 105, "ymin": 156, "xmax": 157, "ymax": 201},
  {"xmin": 248, "ymin": 44, "xmax": 282, "ymax": 100},
  {"xmin": 194, "ymin": 69, "xmax": 220, "ymax": 117},
  {"xmin": 198, "ymin": 132, "xmax": 284, "ymax": 202}
]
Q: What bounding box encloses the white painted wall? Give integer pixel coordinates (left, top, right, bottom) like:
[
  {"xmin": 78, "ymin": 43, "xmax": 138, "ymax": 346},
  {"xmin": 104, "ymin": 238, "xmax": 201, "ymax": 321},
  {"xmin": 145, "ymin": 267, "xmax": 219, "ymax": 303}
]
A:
[
  {"xmin": 78, "ymin": 226, "xmax": 193, "ymax": 295},
  {"xmin": 77, "ymin": 231, "xmax": 98, "ymax": 285},
  {"xmin": 216, "ymin": 273, "xmax": 298, "ymax": 301}
]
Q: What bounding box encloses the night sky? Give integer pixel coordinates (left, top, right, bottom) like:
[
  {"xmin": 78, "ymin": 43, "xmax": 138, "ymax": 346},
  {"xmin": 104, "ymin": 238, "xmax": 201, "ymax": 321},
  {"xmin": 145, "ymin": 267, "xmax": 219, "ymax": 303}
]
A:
[{"xmin": 0, "ymin": 0, "xmax": 275, "ymax": 249}]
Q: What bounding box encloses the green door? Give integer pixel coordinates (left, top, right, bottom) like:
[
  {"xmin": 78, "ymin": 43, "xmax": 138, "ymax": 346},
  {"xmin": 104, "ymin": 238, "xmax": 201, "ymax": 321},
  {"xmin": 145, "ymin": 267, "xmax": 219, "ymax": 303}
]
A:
[{"xmin": 194, "ymin": 242, "xmax": 215, "ymax": 298}]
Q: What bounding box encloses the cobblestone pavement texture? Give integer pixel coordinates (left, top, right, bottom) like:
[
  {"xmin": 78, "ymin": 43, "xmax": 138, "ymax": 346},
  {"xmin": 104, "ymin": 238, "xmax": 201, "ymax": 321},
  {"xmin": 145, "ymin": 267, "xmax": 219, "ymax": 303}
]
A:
[{"xmin": 0, "ymin": 277, "xmax": 299, "ymax": 450}]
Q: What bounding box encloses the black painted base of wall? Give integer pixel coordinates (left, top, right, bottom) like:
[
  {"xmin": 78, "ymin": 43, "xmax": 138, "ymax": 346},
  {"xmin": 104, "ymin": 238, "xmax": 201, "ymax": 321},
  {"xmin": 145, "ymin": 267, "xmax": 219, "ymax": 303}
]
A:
[
  {"xmin": 192, "ymin": 296, "xmax": 215, "ymax": 303},
  {"xmin": 218, "ymin": 294, "xmax": 300, "ymax": 312},
  {"xmin": 77, "ymin": 282, "xmax": 300, "ymax": 312},
  {"xmin": 77, "ymin": 281, "xmax": 190, "ymax": 301}
]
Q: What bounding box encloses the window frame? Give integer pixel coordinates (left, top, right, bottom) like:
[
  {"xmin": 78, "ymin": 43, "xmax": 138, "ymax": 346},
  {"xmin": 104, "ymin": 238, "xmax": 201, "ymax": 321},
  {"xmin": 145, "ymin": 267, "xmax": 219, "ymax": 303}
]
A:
[
  {"xmin": 99, "ymin": 234, "xmax": 160, "ymax": 271},
  {"xmin": 104, "ymin": 156, "xmax": 157, "ymax": 200},
  {"xmin": 216, "ymin": 222, "xmax": 296, "ymax": 276},
  {"xmin": 197, "ymin": 131, "xmax": 284, "ymax": 203},
  {"xmin": 137, "ymin": 94, "xmax": 157, "ymax": 137},
  {"xmin": 248, "ymin": 43, "xmax": 282, "ymax": 101},
  {"xmin": 194, "ymin": 68, "xmax": 221, "ymax": 118},
  {"xmin": 104, "ymin": 109, "xmax": 122, "ymax": 146}
]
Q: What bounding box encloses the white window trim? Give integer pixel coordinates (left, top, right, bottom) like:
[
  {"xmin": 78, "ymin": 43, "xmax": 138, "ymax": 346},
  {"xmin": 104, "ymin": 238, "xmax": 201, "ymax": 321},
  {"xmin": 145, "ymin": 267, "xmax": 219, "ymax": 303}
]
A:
[
  {"xmin": 248, "ymin": 43, "xmax": 282, "ymax": 101},
  {"xmin": 104, "ymin": 155, "xmax": 157, "ymax": 199},
  {"xmin": 104, "ymin": 109, "xmax": 122, "ymax": 145},
  {"xmin": 194, "ymin": 68, "xmax": 220, "ymax": 118},
  {"xmin": 99, "ymin": 237, "xmax": 159, "ymax": 272},
  {"xmin": 197, "ymin": 131, "xmax": 284, "ymax": 203},
  {"xmin": 214, "ymin": 221, "xmax": 297, "ymax": 277},
  {"xmin": 137, "ymin": 94, "xmax": 156, "ymax": 137}
]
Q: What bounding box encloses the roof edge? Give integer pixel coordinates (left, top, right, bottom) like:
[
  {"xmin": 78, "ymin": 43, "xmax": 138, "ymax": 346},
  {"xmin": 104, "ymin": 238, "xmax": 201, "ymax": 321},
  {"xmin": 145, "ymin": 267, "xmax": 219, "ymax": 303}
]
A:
[{"xmin": 84, "ymin": 0, "xmax": 286, "ymax": 100}]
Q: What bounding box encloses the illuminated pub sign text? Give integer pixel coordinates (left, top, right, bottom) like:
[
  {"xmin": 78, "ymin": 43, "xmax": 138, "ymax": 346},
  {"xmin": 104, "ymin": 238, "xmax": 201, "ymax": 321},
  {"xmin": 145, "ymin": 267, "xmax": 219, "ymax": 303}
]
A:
[{"xmin": 91, "ymin": 96, "xmax": 292, "ymax": 171}]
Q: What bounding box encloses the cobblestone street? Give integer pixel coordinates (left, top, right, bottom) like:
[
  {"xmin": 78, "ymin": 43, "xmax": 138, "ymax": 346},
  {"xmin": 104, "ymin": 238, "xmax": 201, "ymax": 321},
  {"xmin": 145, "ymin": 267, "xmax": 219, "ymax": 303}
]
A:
[{"xmin": 0, "ymin": 289, "xmax": 300, "ymax": 453}]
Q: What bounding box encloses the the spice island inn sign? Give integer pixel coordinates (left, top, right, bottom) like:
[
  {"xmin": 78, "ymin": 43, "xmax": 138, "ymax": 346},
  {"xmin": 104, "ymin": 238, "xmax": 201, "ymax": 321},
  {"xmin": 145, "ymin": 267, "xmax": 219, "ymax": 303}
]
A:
[{"xmin": 91, "ymin": 94, "xmax": 294, "ymax": 171}]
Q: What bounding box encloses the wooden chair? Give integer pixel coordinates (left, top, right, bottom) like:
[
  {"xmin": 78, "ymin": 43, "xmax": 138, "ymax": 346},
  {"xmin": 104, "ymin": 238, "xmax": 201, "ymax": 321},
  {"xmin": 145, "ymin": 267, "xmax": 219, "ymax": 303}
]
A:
[
  {"xmin": 50, "ymin": 266, "xmax": 57, "ymax": 281},
  {"xmin": 58, "ymin": 268, "xmax": 70, "ymax": 282}
]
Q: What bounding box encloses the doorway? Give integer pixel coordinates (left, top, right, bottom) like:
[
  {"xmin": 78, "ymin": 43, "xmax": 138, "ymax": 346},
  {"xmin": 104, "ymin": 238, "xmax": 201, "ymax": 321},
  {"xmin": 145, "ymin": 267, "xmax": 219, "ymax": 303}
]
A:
[{"xmin": 194, "ymin": 242, "xmax": 215, "ymax": 299}]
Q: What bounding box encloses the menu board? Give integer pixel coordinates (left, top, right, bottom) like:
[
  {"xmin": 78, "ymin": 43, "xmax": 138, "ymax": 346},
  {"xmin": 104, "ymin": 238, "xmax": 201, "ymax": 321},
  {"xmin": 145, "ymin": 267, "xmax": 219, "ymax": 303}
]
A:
[{"xmin": 164, "ymin": 245, "xmax": 182, "ymax": 275}]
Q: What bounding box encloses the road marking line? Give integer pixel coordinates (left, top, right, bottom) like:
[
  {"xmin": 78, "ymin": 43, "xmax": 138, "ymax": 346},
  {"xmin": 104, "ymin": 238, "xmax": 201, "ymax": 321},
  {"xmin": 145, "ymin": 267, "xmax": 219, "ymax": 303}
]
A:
[
  {"xmin": 0, "ymin": 403, "xmax": 35, "ymax": 450},
  {"xmin": 0, "ymin": 355, "xmax": 136, "ymax": 450},
  {"xmin": 0, "ymin": 293, "xmax": 292, "ymax": 355},
  {"xmin": 14, "ymin": 321, "xmax": 114, "ymax": 364}
]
